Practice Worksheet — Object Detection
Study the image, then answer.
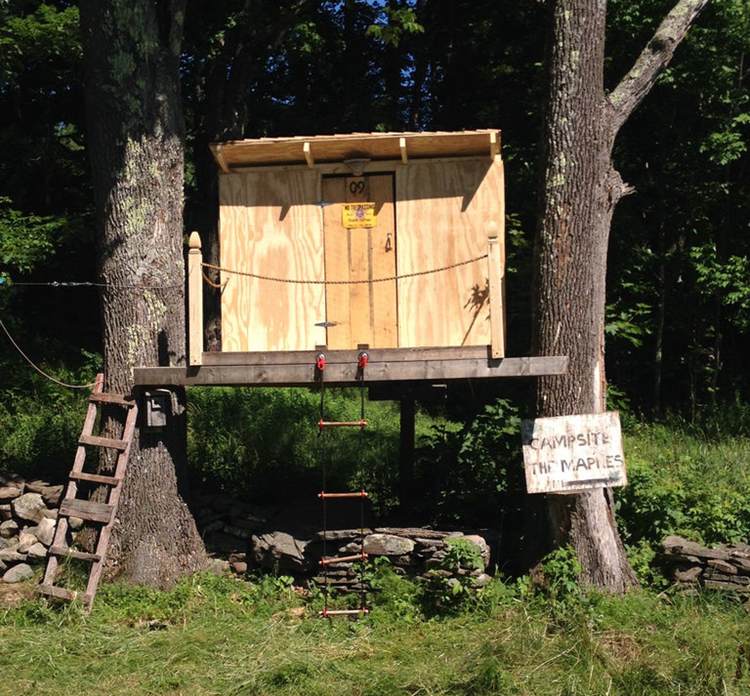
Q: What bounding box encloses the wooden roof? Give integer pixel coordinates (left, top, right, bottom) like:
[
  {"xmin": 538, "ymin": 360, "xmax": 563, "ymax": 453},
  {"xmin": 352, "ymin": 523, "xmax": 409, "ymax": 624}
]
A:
[{"xmin": 210, "ymin": 129, "xmax": 501, "ymax": 171}]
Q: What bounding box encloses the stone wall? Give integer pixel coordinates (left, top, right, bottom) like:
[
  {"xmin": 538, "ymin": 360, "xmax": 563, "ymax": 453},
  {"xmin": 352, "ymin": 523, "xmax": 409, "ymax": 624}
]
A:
[
  {"xmin": 0, "ymin": 476, "xmax": 67, "ymax": 584},
  {"xmin": 661, "ymin": 535, "xmax": 750, "ymax": 594},
  {"xmin": 195, "ymin": 493, "xmax": 494, "ymax": 589}
]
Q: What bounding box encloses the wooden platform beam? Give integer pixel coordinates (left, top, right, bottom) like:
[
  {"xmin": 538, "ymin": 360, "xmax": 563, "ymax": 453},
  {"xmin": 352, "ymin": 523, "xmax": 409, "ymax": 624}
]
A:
[{"xmin": 133, "ymin": 352, "xmax": 567, "ymax": 388}]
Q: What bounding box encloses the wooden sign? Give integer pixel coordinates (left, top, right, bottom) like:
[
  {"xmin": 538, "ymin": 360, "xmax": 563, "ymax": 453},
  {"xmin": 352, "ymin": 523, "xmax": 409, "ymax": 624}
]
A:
[
  {"xmin": 342, "ymin": 202, "xmax": 376, "ymax": 229},
  {"xmin": 521, "ymin": 412, "xmax": 626, "ymax": 494}
]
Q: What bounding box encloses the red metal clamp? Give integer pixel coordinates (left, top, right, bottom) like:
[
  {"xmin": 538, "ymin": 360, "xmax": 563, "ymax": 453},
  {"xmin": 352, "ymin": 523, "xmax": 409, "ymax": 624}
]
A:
[
  {"xmin": 357, "ymin": 351, "xmax": 369, "ymax": 370},
  {"xmin": 316, "ymin": 352, "xmax": 326, "ymax": 372}
]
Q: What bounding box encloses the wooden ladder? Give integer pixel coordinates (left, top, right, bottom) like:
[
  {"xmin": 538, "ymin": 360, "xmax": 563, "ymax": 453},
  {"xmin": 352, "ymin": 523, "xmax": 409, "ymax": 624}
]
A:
[{"xmin": 38, "ymin": 373, "xmax": 138, "ymax": 611}]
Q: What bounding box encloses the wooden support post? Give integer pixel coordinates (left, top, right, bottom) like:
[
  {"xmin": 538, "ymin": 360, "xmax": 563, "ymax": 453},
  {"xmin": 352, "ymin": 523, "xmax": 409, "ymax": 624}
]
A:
[
  {"xmin": 188, "ymin": 231, "xmax": 204, "ymax": 366},
  {"xmin": 399, "ymin": 397, "xmax": 415, "ymax": 509},
  {"xmin": 489, "ymin": 131, "xmax": 499, "ymax": 159},
  {"xmin": 399, "ymin": 137, "xmax": 408, "ymax": 164},
  {"xmin": 487, "ymin": 221, "xmax": 505, "ymax": 358},
  {"xmin": 304, "ymin": 141, "xmax": 314, "ymax": 168}
]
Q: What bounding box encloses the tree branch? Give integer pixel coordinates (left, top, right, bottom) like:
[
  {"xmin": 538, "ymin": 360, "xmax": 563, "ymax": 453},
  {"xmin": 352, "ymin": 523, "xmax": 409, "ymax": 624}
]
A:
[{"xmin": 608, "ymin": 0, "xmax": 709, "ymax": 133}]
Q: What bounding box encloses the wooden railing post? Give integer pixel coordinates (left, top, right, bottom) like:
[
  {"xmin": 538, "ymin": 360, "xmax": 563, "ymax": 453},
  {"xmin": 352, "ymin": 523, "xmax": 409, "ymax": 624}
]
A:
[
  {"xmin": 188, "ymin": 231, "xmax": 203, "ymax": 366},
  {"xmin": 487, "ymin": 221, "xmax": 505, "ymax": 358}
]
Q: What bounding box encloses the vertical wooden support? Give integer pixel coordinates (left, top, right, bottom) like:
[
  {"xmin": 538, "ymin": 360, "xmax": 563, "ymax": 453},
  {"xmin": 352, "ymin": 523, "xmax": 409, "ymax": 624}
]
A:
[
  {"xmin": 399, "ymin": 137, "xmax": 408, "ymax": 163},
  {"xmin": 489, "ymin": 131, "xmax": 499, "ymax": 159},
  {"xmin": 487, "ymin": 221, "xmax": 505, "ymax": 358},
  {"xmin": 399, "ymin": 397, "xmax": 415, "ymax": 508},
  {"xmin": 304, "ymin": 141, "xmax": 314, "ymax": 168},
  {"xmin": 188, "ymin": 231, "xmax": 203, "ymax": 366}
]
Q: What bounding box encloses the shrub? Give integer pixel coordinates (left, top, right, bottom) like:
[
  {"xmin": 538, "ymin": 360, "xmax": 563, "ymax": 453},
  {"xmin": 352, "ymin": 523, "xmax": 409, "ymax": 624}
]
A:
[
  {"xmin": 420, "ymin": 536, "xmax": 486, "ymax": 612},
  {"xmin": 617, "ymin": 420, "xmax": 750, "ymax": 546},
  {"xmin": 187, "ymin": 386, "xmax": 401, "ymax": 509},
  {"xmin": 415, "ymin": 397, "xmax": 522, "ymax": 526}
]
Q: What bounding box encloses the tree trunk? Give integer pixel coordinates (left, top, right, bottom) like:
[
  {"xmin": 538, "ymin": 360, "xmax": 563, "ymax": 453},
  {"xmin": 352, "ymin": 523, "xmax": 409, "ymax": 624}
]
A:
[
  {"xmin": 532, "ymin": 0, "xmax": 708, "ymax": 591},
  {"xmin": 80, "ymin": 0, "xmax": 207, "ymax": 587},
  {"xmin": 653, "ymin": 223, "xmax": 666, "ymax": 416}
]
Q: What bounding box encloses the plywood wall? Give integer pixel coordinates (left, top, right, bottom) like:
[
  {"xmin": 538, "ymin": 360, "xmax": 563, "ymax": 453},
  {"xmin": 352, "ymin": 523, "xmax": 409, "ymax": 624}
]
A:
[
  {"xmin": 217, "ymin": 157, "xmax": 504, "ymax": 352},
  {"xmin": 396, "ymin": 157, "xmax": 504, "ymax": 348},
  {"xmin": 219, "ymin": 170, "xmax": 325, "ymax": 351}
]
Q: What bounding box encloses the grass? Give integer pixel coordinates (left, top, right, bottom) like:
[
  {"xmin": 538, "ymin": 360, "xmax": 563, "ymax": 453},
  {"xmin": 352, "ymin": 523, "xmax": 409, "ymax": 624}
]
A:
[{"xmin": 1, "ymin": 571, "xmax": 749, "ymax": 696}]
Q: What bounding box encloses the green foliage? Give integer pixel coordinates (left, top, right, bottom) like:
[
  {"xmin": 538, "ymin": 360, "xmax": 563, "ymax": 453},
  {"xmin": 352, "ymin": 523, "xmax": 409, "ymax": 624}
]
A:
[
  {"xmin": 0, "ymin": 362, "xmax": 97, "ymax": 480},
  {"xmin": 626, "ymin": 539, "xmax": 669, "ymax": 590},
  {"xmin": 617, "ymin": 420, "xmax": 750, "ymax": 547},
  {"xmin": 419, "ymin": 537, "xmax": 486, "ymax": 613},
  {"xmin": 366, "ymin": 5, "xmax": 424, "ymax": 47},
  {"xmin": 417, "ymin": 398, "xmax": 521, "ymax": 525},
  {"xmin": 0, "ymin": 197, "xmax": 66, "ymax": 279},
  {"xmin": 690, "ymin": 243, "xmax": 750, "ymax": 330},
  {"xmin": 532, "ymin": 545, "xmax": 592, "ymax": 624},
  {"xmin": 363, "ymin": 557, "xmax": 421, "ymax": 621},
  {"xmin": 606, "ymin": 0, "xmax": 750, "ymax": 412},
  {"xmin": 443, "ymin": 537, "xmax": 484, "ymax": 573},
  {"xmin": 187, "ymin": 387, "xmax": 401, "ymax": 510}
]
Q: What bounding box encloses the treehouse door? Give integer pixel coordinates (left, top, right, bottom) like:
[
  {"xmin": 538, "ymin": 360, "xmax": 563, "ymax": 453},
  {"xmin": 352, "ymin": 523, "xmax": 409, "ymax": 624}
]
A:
[{"xmin": 322, "ymin": 174, "xmax": 397, "ymax": 349}]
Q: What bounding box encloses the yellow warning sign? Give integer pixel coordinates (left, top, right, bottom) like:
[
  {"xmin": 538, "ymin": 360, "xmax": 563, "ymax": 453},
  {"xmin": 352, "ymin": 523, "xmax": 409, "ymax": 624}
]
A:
[{"xmin": 342, "ymin": 202, "xmax": 376, "ymax": 229}]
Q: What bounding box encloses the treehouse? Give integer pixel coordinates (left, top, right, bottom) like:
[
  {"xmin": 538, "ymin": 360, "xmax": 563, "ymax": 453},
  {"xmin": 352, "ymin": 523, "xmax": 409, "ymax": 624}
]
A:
[{"xmin": 134, "ymin": 131, "xmax": 567, "ymax": 388}]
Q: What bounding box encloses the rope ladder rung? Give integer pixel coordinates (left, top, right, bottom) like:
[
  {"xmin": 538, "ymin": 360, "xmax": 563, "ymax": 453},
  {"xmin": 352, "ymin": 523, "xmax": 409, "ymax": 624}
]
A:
[
  {"xmin": 318, "ymin": 491, "xmax": 368, "ymax": 500},
  {"xmin": 320, "ymin": 608, "xmax": 370, "ymax": 617},
  {"xmin": 318, "ymin": 419, "xmax": 367, "ymax": 430},
  {"xmin": 319, "ymin": 552, "xmax": 369, "ymax": 567}
]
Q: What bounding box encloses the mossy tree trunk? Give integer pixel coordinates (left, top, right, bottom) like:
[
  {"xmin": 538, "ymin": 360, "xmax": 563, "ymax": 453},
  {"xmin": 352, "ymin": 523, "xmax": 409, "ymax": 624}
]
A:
[
  {"xmin": 80, "ymin": 0, "xmax": 207, "ymax": 586},
  {"xmin": 532, "ymin": 0, "xmax": 708, "ymax": 591}
]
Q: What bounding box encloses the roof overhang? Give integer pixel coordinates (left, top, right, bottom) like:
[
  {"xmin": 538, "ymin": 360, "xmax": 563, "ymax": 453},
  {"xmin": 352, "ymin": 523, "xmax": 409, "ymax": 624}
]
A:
[{"xmin": 210, "ymin": 129, "xmax": 501, "ymax": 172}]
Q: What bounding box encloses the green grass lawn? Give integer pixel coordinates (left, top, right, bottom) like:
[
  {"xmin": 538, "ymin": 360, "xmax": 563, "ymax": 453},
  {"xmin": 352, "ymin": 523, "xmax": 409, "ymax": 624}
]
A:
[{"xmin": 1, "ymin": 572, "xmax": 749, "ymax": 696}]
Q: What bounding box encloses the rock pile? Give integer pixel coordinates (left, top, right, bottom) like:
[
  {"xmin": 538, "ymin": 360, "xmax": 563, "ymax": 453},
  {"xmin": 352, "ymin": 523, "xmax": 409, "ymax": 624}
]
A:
[
  {"xmin": 0, "ymin": 475, "xmax": 67, "ymax": 584},
  {"xmin": 195, "ymin": 493, "xmax": 493, "ymax": 589},
  {"xmin": 662, "ymin": 535, "xmax": 750, "ymax": 594}
]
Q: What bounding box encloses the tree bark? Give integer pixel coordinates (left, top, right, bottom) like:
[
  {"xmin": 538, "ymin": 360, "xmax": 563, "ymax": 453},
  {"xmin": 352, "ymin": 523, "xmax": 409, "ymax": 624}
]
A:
[
  {"xmin": 532, "ymin": 0, "xmax": 708, "ymax": 591},
  {"xmin": 80, "ymin": 0, "xmax": 207, "ymax": 587}
]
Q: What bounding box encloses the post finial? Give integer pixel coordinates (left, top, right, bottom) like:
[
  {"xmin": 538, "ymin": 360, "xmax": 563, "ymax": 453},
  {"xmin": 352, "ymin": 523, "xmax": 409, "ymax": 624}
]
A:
[
  {"xmin": 487, "ymin": 220, "xmax": 499, "ymax": 240},
  {"xmin": 188, "ymin": 231, "xmax": 202, "ymax": 250}
]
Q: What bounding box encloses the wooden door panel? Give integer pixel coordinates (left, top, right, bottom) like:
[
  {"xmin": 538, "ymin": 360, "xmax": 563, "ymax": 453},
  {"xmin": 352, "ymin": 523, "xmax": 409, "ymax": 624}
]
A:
[
  {"xmin": 346, "ymin": 176, "xmax": 372, "ymax": 345},
  {"xmin": 368, "ymin": 176, "xmax": 397, "ymax": 347},
  {"xmin": 322, "ymin": 177, "xmax": 351, "ymax": 348},
  {"xmin": 322, "ymin": 174, "xmax": 397, "ymax": 349}
]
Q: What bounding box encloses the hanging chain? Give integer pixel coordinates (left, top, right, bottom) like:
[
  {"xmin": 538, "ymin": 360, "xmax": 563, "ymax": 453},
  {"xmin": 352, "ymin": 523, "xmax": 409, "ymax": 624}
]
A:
[
  {"xmin": 357, "ymin": 366, "xmax": 367, "ymax": 612},
  {"xmin": 317, "ymin": 364, "xmax": 330, "ymax": 614},
  {"xmin": 201, "ymin": 253, "xmax": 487, "ymax": 286}
]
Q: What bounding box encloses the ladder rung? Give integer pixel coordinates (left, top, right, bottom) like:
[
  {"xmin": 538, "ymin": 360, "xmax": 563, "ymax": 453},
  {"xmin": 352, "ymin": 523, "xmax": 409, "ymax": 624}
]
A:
[
  {"xmin": 69, "ymin": 471, "xmax": 121, "ymax": 486},
  {"xmin": 89, "ymin": 392, "xmax": 136, "ymax": 408},
  {"xmin": 48, "ymin": 546, "xmax": 102, "ymax": 562},
  {"xmin": 319, "ymin": 552, "xmax": 368, "ymax": 566},
  {"xmin": 318, "ymin": 419, "xmax": 367, "ymax": 430},
  {"xmin": 320, "ymin": 608, "xmax": 370, "ymax": 617},
  {"xmin": 79, "ymin": 434, "xmax": 128, "ymax": 451},
  {"xmin": 318, "ymin": 491, "xmax": 368, "ymax": 499},
  {"xmin": 38, "ymin": 584, "xmax": 78, "ymax": 601},
  {"xmin": 59, "ymin": 498, "xmax": 114, "ymax": 524}
]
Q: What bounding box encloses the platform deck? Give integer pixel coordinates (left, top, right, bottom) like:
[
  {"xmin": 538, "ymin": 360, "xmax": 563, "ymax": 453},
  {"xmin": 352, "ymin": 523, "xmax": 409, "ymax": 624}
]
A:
[{"xmin": 133, "ymin": 347, "xmax": 567, "ymax": 388}]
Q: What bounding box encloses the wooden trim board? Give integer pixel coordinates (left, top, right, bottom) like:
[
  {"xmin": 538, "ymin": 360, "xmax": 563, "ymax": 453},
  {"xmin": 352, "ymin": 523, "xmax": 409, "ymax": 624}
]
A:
[
  {"xmin": 203, "ymin": 345, "xmax": 497, "ymax": 365},
  {"xmin": 229, "ymin": 155, "xmax": 497, "ymax": 176}
]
